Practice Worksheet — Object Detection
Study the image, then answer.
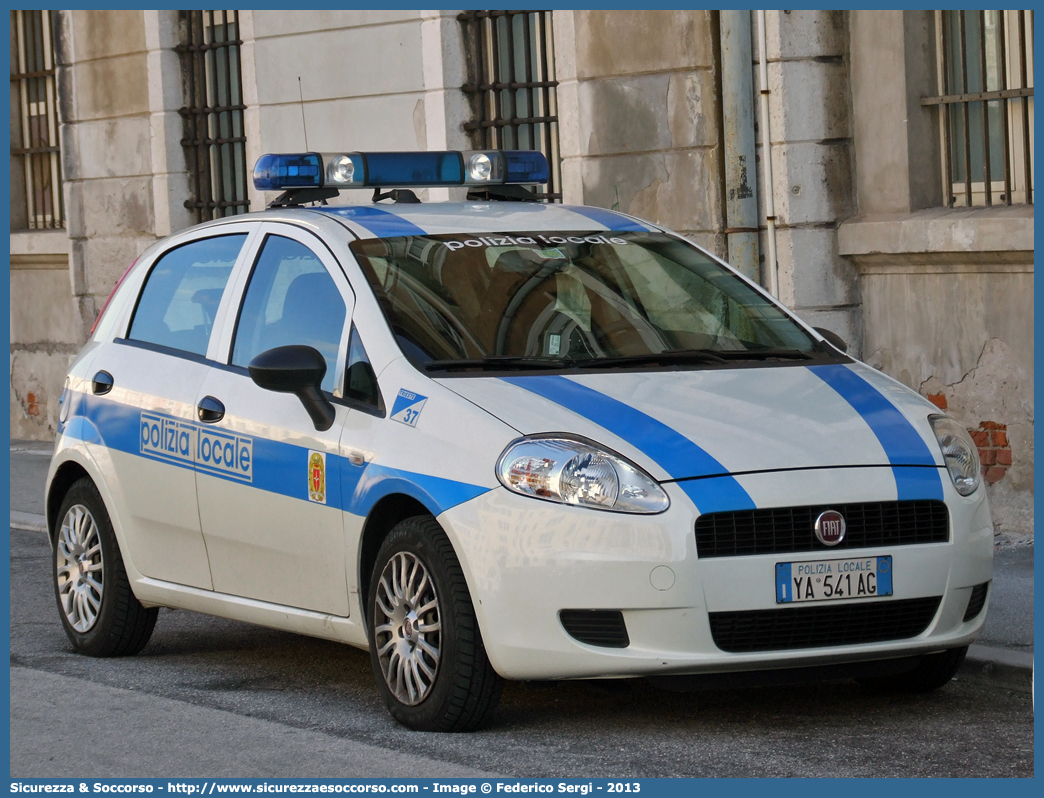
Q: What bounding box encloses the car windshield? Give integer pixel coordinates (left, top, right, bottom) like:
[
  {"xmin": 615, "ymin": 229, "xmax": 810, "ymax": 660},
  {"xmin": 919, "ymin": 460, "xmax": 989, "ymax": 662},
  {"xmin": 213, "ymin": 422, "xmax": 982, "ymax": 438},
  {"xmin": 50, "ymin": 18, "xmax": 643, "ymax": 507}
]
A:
[{"xmin": 350, "ymin": 231, "xmax": 825, "ymax": 371}]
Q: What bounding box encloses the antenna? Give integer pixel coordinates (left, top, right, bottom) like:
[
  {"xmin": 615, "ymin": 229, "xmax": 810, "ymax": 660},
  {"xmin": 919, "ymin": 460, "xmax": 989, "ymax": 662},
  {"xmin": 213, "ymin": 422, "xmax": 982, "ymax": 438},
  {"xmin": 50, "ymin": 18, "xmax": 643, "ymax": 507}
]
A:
[{"xmin": 298, "ymin": 76, "xmax": 309, "ymax": 151}]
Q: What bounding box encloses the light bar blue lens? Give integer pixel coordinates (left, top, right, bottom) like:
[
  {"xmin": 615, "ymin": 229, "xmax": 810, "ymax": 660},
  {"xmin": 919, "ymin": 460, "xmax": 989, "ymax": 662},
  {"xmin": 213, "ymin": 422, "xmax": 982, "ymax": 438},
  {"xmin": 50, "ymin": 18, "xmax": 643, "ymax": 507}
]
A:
[
  {"xmin": 503, "ymin": 151, "xmax": 549, "ymax": 184},
  {"xmin": 363, "ymin": 152, "xmax": 464, "ymax": 187},
  {"xmin": 253, "ymin": 153, "xmax": 322, "ymax": 191},
  {"xmin": 252, "ymin": 150, "xmax": 550, "ymax": 191}
]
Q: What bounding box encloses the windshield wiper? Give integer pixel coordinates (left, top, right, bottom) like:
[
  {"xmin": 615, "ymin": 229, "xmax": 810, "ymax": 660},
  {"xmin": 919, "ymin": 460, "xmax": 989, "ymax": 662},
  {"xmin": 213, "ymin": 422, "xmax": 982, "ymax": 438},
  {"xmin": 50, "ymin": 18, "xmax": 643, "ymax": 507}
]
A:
[
  {"xmin": 572, "ymin": 348, "xmax": 816, "ymax": 368},
  {"xmin": 574, "ymin": 349, "xmax": 728, "ymax": 367},
  {"xmin": 711, "ymin": 348, "xmax": 815, "ymax": 361},
  {"xmin": 426, "ymin": 347, "xmax": 816, "ymax": 372},
  {"xmin": 424, "ymin": 356, "xmax": 572, "ymax": 372}
]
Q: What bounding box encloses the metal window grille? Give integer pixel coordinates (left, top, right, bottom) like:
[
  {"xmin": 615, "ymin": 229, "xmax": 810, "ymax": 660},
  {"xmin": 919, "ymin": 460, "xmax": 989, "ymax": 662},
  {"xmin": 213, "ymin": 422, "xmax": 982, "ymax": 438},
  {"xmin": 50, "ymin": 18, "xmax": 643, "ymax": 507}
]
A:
[
  {"xmin": 10, "ymin": 10, "xmax": 64, "ymax": 230},
  {"xmin": 459, "ymin": 10, "xmax": 562, "ymax": 201},
  {"xmin": 923, "ymin": 10, "xmax": 1034, "ymax": 207},
  {"xmin": 176, "ymin": 10, "xmax": 249, "ymax": 222}
]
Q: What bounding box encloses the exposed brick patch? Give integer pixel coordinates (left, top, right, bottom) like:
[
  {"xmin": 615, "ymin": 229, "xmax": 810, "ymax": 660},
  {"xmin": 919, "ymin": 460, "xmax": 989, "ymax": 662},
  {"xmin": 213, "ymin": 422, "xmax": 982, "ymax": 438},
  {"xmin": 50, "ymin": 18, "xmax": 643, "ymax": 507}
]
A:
[
  {"xmin": 25, "ymin": 392, "xmax": 40, "ymax": 417},
  {"xmin": 970, "ymin": 421, "xmax": 1011, "ymax": 484},
  {"xmin": 985, "ymin": 466, "xmax": 1007, "ymax": 484},
  {"xmin": 927, "ymin": 393, "xmax": 947, "ymax": 410}
]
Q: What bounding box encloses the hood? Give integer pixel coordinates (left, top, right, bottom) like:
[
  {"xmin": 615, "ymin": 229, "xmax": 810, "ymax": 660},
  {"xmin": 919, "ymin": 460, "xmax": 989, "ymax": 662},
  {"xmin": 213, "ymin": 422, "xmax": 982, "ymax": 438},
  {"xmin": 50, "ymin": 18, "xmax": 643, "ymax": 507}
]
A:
[{"xmin": 436, "ymin": 362, "xmax": 944, "ymax": 486}]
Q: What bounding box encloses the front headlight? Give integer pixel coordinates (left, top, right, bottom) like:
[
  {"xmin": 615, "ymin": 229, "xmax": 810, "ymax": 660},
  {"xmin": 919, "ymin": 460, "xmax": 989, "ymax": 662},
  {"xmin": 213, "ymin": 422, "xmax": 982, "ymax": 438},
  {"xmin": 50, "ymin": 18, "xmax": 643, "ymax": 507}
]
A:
[
  {"xmin": 496, "ymin": 435, "xmax": 670, "ymax": 514},
  {"xmin": 929, "ymin": 415, "xmax": 981, "ymax": 496}
]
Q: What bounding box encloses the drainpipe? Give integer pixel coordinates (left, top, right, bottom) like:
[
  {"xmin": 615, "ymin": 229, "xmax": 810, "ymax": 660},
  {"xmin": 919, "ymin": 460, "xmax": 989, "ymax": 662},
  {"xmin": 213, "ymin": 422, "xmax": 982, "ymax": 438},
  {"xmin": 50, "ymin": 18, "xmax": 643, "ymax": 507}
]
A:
[
  {"xmin": 718, "ymin": 11, "xmax": 760, "ymax": 283},
  {"xmin": 756, "ymin": 10, "xmax": 779, "ymax": 297}
]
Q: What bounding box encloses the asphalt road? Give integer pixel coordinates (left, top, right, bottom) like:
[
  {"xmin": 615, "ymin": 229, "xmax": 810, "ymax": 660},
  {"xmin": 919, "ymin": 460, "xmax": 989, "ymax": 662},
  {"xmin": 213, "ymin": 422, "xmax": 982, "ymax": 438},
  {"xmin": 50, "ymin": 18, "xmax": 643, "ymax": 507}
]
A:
[{"xmin": 9, "ymin": 523, "xmax": 1033, "ymax": 778}]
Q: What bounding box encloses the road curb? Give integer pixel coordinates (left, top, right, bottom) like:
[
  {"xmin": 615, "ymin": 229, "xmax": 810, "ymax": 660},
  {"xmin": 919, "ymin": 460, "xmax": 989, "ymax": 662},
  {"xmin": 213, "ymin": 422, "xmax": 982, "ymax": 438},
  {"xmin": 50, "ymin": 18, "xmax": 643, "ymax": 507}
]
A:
[
  {"xmin": 11, "ymin": 511, "xmax": 47, "ymax": 534},
  {"xmin": 959, "ymin": 644, "xmax": 1033, "ymax": 692}
]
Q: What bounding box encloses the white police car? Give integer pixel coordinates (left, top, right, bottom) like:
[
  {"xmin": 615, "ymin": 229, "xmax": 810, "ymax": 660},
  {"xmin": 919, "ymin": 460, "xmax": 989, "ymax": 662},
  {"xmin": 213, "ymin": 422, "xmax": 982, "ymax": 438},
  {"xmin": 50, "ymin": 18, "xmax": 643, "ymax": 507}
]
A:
[{"xmin": 47, "ymin": 149, "xmax": 993, "ymax": 732}]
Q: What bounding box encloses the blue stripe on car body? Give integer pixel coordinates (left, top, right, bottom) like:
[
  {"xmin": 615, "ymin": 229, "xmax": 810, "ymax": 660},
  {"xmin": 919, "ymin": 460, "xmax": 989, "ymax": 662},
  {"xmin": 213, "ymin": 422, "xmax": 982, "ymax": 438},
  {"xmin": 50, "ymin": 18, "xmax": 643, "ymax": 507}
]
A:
[
  {"xmin": 501, "ymin": 374, "xmax": 756, "ymax": 514},
  {"xmin": 62, "ymin": 393, "xmax": 487, "ymax": 517},
  {"xmin": 319, "ymin": 206, "xmax": 429, "ymax": 237},
  {"xmin": 560, "ymin": 205, "xmax": 652, "ymax": 232},
  {"xmin": 807, "ymin": 364, "xmax": 944, "ymax": 500}
]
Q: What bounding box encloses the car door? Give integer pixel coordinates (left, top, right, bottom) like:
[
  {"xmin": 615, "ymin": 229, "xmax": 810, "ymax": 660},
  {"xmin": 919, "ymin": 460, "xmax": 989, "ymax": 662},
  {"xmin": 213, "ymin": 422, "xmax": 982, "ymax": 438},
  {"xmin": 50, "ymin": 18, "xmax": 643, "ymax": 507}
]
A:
[
  {"xmin": 194, "ymin": 223, "xmax": 356, "ymax": 615},
  {"xmin": 86, "ymin": 225, "xmax": 257, "ymax": 589}
]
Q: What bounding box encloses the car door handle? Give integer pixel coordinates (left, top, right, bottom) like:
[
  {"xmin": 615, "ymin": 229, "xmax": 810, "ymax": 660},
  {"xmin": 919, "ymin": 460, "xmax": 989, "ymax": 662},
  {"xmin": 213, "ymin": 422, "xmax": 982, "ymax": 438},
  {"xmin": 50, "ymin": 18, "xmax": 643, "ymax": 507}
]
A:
[
  {"xmin": 92, "ymin": 371, "xmax": 114, "ymax": 395},
  {"xmin": 197, "ymin": 396, "xmax": 225, "ymax": 423}
]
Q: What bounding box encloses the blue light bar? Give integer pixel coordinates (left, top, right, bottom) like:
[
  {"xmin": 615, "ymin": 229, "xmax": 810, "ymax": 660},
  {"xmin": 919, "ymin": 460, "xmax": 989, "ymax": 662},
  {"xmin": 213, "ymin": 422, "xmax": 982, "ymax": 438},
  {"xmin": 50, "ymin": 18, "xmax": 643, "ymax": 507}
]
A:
[
  {"xmin": 503, "ymin": 150, "xmax": 549, "ymax": 184},
  {"xmin": 253, "ymin": 153, "xmax": 322, "ymax": 191},
  {"xmin": 365, "ymin": 152, "xmax": 463, "ymax": 186},
  {"xmin": 252, "ymin": 150, "xmax": 549, "ymax": 191}
]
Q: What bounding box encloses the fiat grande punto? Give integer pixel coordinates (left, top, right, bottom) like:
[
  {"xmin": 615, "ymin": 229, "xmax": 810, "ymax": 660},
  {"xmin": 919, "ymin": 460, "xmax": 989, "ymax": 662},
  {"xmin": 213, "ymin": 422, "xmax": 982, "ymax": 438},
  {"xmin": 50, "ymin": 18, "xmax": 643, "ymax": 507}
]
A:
[{"xmin": 46, "ymin": 150, "xmax": 993, "ymax": 731}]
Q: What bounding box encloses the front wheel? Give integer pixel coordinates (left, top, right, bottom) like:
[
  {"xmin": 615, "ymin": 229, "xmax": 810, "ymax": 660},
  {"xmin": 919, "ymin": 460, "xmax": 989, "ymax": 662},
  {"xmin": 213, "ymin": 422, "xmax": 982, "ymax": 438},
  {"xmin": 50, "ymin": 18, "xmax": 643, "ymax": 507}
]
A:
[
  {"xmin": 367, "ymin": 515, "xmax": 502, "ymax": 731},
  {"xmin": 53, "ymin": 478, "xmax": 158, "ymax": 657}
]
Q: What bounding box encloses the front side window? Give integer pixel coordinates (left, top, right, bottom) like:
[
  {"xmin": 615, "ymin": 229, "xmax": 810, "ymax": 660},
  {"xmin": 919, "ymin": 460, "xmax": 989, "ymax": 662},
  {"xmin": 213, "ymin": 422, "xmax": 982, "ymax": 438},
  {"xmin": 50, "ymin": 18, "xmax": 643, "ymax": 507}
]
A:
[
  {"xmin": 351, "ymin": 232, "xmax": 830, "ymax": 373},
  {"xmin": 344, "ymin": 325, "xmax": 383, "ymax": 413},
  {"xmin": 128, "ymin": 234, "xmax": 247, "ymax": 356},
  {"xmin": 232, "ymin": 236, "xmax": 346, "ymax": 393}
]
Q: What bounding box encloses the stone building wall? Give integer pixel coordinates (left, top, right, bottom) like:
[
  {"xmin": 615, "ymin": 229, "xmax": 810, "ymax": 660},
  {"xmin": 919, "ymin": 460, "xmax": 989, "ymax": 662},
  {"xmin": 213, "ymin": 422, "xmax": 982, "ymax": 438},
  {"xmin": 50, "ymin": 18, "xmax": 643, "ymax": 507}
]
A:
[
  {"xmin": 12, "ymin": 10, "xmax": 167, "ymax": 440},
  {"xmin": 755, "ymin": 10, "xmax": 861, "ymax": 351},
  {"xmin": 553, "ymin": 10, "xmax": 728, "ymax": 257},
  {"xmin": 240, "ymin": 10, "xmax": 469, "ymax": 210}
]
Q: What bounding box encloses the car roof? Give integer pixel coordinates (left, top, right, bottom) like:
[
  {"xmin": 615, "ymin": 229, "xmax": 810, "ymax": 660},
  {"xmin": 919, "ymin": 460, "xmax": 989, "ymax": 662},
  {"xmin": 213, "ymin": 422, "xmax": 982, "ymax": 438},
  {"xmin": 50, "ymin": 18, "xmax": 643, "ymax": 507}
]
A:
[
  {"xmin": 312, "ymin": 201, "xmax": 663, "ymax": 239},
  {"xmin": 181, "ymin": 201, "xmax": 665, "ymax": 241}
]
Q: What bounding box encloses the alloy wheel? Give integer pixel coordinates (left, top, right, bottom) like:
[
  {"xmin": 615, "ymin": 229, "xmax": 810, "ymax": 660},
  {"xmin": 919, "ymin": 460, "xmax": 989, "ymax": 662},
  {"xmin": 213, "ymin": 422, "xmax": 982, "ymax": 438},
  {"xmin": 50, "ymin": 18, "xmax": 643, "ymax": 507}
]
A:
[
  {"xmin": 373, "ymin": 551, "xmax": 442, "ymax": 705},
  {"xmin": 55, "ymin": 504, "xmax": 105, "ymax": 633}
]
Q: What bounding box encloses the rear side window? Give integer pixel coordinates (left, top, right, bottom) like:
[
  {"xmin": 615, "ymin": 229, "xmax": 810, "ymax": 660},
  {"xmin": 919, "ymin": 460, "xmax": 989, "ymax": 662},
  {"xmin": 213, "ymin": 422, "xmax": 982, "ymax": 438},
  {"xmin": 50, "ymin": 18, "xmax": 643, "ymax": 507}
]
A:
[
  {"xmin": 231, "ymin": 235, "xmax": 346, "ymax": 393},
  {"xmin": 128, "ymin": 234, "xmax": 247, "ymax": 356}
]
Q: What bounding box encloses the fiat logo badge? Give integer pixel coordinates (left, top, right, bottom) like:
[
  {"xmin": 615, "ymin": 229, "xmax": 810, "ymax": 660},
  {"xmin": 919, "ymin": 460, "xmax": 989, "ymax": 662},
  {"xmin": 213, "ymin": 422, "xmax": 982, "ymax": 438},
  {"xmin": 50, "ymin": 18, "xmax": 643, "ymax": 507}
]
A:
[{"xmin": 814, "ymin": 510, "xmax": 846, "ymax": 546}]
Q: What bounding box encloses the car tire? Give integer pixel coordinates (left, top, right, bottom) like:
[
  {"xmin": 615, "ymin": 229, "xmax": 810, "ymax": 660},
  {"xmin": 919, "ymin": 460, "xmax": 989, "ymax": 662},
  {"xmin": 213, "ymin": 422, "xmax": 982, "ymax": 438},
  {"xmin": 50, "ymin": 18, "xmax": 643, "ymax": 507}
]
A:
[
  {"xmin": 52, "ymin": 477, "xmax": 158, "ymax": 657},
  {"xmin": 858, "ymin": 646, "xmax": 968, "ymax": 693},
  {"xmin": 367, "ymin": 515, "xmax": 502, "ymax": 731}
]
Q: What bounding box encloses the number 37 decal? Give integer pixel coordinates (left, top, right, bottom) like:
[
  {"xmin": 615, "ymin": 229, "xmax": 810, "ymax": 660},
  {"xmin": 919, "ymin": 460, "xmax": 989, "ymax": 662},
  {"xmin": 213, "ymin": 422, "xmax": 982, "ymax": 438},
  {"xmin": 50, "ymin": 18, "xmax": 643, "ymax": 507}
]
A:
[{"xmin": 391, "ymin": 389, "xmax": 428, "ymax": 428}]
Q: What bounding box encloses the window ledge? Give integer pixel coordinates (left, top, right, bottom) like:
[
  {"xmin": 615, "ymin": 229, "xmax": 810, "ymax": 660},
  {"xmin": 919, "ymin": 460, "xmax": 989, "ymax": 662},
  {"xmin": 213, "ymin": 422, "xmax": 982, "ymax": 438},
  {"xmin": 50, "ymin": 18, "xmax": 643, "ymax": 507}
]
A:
[
  {"xmin": 10, "ymin": 230, "xmax": 70, "ymax": 269},
  {"xmin": 838, "ymin": 206, "xmax": 1033, "ymax": 267}
]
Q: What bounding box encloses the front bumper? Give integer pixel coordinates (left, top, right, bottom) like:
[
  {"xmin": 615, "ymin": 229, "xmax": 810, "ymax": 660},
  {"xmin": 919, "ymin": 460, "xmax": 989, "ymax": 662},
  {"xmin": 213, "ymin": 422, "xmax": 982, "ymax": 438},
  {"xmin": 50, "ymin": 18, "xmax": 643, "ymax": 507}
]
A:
[{"xmin": 438, "ymin": 466, "xmax": 994, "ymax": 681}]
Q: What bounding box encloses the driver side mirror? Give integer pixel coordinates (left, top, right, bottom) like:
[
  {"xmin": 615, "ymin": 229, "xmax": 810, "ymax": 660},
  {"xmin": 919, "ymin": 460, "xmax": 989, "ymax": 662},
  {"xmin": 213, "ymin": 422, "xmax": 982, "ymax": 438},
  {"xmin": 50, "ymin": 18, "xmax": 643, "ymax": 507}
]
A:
[
  {"xmin": 248, "ymin": 345, "xmax": 336, "ymax": 431},
  {"xmin": 813, "ymin": 327, "xmax": 848, "ymax": 353}
]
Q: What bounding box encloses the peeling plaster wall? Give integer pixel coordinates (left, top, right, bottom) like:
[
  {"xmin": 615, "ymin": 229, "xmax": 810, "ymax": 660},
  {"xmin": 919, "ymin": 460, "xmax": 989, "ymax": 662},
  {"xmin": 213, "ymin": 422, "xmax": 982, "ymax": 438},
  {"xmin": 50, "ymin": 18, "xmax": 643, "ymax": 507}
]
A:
[
  {"xmin": 852, "ymin": 247, "xmax": 1034, "ymax": 540},
  {"xmin": 9, "ymin": 233, "xmax": 77, "ymax": 439}
]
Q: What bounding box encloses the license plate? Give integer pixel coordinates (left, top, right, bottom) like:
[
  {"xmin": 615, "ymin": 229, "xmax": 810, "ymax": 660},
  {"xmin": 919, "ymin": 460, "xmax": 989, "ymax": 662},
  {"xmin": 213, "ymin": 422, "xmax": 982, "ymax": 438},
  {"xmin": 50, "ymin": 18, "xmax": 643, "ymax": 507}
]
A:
[{"xmin": 775, "ymin": 555, "xmax": 893, "ymax": 604}]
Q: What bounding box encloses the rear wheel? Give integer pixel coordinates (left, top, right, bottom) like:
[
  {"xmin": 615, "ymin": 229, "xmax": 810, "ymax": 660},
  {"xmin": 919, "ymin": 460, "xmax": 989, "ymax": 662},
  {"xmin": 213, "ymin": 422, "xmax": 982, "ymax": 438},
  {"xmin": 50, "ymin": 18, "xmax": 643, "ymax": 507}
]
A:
[
  {"xmin": 367, "ymin": 515, "xmax": 502, "ymax": 731},
  {"xmin": 53, "ymin": 478, "xmax": 158, "ymax": 657},
  {"xmin": 858, "ymin": 647, "xmax": 968, "ymax": 693}
]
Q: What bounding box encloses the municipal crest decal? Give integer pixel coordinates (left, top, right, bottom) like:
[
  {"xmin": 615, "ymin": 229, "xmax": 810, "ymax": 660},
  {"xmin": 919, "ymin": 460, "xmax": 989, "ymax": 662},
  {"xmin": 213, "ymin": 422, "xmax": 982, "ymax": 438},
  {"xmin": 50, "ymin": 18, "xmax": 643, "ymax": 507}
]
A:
[{"xmin": 308, "ymin": 450, "xmax": 326, "ymax": 504}]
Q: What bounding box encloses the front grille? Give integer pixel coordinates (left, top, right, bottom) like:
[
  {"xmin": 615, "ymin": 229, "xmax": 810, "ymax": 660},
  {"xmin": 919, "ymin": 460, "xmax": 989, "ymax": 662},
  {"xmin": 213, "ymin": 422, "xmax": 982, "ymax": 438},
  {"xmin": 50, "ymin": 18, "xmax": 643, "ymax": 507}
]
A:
[
  {"xmin": 695, "ymin": 500, "xmax": 949, "ymax": 558},
  {"xmin": 963, "ymin": 581, "xmax": 990, "ymax": 621},
  {"xmin": 560, "ymin": 610, "xmax": 629, "ymax": 648},
  {"xmin": 709, "ymin": 596, "xmax": 941, "ymax": 652}
]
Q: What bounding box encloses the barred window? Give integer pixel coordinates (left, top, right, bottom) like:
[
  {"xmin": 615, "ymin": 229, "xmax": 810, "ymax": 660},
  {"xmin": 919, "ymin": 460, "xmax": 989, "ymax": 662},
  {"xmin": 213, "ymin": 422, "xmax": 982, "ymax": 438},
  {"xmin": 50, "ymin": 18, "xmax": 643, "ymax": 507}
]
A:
[
  {"xmin": 459, "ymin": 10, "xmax": 562, "ymax": 201},
  {"xmin": 924, "ymin": 10, "xmax": 1034, "ymax": 207},
  {"xmin": 177, "ymin": 10, "xmax": 249, "ymax": 223},
  {"xmin": 10, "ymin": 9, "xmax": 64, "ymax": 230}
]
